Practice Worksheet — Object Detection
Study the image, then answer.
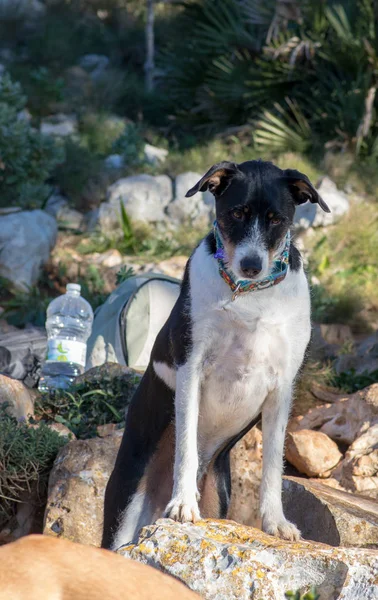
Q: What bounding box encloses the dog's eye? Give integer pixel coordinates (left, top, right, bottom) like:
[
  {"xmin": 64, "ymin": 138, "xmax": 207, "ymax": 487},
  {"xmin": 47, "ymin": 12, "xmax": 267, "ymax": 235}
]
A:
[
  {"xmin": 231, "ymin": 209, "xmax": 244, "ymax": 220},
  {"xmin": 269, "ymin": 215, "xmax": 281, "ymax": 225}
]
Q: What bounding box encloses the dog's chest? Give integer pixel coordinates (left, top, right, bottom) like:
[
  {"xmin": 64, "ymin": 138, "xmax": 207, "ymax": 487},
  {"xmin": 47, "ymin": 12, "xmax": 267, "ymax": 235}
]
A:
[{"xmin": 196, "ymin": 307, "xmax": 288, "ymax": 455}]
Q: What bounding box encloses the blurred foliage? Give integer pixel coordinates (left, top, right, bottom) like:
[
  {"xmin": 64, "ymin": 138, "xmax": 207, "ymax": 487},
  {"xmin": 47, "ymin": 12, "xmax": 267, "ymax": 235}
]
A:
[
  {"xmin": 79, "ymin": 113, "xmax": 126, "ymax": 156},
  {"xmin": 157, "ymin": 0, "xmax": 378, "ymax": 159},
  {"xmin": 112, "ymin": 123, "xmax": 145, "ymax": 165},
  {"xmin": 53, "ymin": 139, "xmax": 109, "ymax": 210},
  {"xmin": 2, "ymin": 286, "xmax": 51, "ymax": 328},
  {"xmin": 309, "ymin": 203, "xmax": 378, "ymax": 329},
  {"xmin": 0, "ymin": 74, "xmax": 64, "ymax": 209}
]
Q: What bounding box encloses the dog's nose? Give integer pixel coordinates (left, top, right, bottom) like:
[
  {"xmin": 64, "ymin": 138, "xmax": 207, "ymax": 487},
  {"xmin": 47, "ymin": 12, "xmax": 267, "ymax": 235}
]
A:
[{"xmin": 240, "ymin": 256, "xmax": 262, "ymax": 278}]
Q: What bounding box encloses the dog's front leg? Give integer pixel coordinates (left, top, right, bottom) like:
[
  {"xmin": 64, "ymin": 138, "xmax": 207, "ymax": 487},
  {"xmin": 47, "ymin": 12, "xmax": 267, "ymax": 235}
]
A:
[
  {"xmin": 260, "ymin": 385, "xmax": 300, "ymax": 541},
  {"xmin": 165, "ymin": 360, "xmax": 201, "ymax": 523}
]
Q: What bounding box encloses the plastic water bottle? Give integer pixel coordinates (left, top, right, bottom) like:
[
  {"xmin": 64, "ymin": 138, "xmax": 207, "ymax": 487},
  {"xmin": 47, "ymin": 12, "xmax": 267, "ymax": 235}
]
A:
[{"xmin": 38, "ymin": 283, "xmax": 94, "ymax": 392}]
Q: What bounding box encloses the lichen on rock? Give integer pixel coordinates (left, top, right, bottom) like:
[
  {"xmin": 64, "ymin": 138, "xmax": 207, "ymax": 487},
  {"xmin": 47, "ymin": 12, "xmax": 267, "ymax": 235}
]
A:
[{"xmin": 119, "ymin": 518, "xmax": 378, "ymax": 600}]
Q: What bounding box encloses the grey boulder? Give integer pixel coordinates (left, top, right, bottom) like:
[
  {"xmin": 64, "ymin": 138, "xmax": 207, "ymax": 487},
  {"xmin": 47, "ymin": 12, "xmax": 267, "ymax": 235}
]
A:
[
  {"xmin": 98, "ymin": 174, "xmax": 172, "ymax": 231},
  {"xmin": 0, "ymin": 209, "xmax": 57, "ymax": 291},
  {"xmin": 167, "ymin": 172, "xmax": 214, "ymax": 227},
  {"xmin": 294, "ymin": 176, "xmax": 349, "ymax": 229}
]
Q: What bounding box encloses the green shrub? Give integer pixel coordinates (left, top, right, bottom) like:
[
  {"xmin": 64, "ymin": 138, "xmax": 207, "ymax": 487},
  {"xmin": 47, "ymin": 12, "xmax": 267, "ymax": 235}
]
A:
[
  {"xmin": 0, "ymin": 73, "xmax": 64, "ymax": 209},
  {"xmin": 0, "ymin": 406, "xmax": 66, "ymax": 530},
  {"xmin": 53, "ymin": 139, "xmax": 107, "ymax": 210},
  {"xmin": 34, "ymin": 369, "xmax": 141, "ymax": 439},
  {"xmin": 20, "ymin": 66, "xmax": 65, "ymax": 118},
  {"xmin": 112, "ymin": 123, "xmax": 145, "ymax": 166},
  {"xmin": 80, "ymin": 113, "xmax": 126, "ymax": 156},
  {"xmin": 330, "ymin": 368, "xmax": 378, "ymax": 394}
]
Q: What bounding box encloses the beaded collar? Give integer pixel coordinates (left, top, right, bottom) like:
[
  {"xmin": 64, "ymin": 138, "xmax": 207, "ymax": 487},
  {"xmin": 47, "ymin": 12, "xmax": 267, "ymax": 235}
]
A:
[{"xmin": 213, "ymin": 221, "xmax": 291, "ymax": 301}]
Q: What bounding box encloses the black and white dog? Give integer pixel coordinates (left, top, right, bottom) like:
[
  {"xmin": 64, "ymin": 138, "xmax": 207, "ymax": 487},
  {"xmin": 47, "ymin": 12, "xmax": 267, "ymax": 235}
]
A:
[{"xmin": 102, "ymin": 159, "xmax": 330, "ymax": 549}]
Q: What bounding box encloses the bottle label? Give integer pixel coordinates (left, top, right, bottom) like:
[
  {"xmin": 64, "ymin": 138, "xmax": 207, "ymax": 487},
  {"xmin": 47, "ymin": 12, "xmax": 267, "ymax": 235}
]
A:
[{"xmin": 46, "ymin": 340, "xmax": 87, "ymax": 367}]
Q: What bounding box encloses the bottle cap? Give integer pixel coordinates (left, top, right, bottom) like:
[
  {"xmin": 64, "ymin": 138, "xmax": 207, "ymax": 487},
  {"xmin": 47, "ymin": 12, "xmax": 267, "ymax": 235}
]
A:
[{"xmin": 67, "ymin": 283, "xmax": 81, "ymax": 293}]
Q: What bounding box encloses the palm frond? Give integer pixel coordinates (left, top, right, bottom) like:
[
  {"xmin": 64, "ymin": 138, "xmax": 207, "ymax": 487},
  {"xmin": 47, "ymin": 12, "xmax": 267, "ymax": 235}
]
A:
[{"xmin": 254, "ymin": 97, "xmax": 312, "ymax": 153}]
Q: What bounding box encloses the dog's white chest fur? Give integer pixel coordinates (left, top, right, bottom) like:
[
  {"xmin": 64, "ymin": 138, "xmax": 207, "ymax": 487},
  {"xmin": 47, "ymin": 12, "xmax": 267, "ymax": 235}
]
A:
[
  {"xmin": 199, "ymin": 312, "xmax": 283, "ymax": 458},
  {"xmin": 189, "ymin": 241, "xmax": 311, "ymax": 462}
]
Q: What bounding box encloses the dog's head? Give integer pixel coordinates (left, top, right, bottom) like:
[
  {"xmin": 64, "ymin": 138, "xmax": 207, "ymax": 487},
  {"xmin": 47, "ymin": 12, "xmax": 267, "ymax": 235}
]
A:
[{"xmin": 186, "ymin": 160, "xmax": 330, "ymax": 280}]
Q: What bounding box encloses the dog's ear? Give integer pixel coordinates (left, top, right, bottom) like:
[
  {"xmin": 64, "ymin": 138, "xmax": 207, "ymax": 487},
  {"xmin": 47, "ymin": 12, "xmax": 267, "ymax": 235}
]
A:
[
  {"xmin": 185, "ymin": 161, "xmax": 239, "ymax": 197},
  {"xmin": 284, "ymin": 169, "xmax": 330, "ymax": 213}
]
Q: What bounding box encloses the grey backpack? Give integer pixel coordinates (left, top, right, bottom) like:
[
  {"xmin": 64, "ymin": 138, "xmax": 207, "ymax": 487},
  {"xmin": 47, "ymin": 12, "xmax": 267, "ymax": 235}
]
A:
[{"xmin": 86, "ymin": 273, "xmax": 181, "ymax": 372}]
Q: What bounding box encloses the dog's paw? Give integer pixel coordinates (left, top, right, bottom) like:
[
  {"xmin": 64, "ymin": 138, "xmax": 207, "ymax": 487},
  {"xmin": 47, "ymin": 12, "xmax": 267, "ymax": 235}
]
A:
[
  {"xmin": 262, "ymin": 517, "xmax": 300, "ymax": 541},
  {"xmin": 164, "ymin": 495, "xmax": 201, "ymax": 523}
]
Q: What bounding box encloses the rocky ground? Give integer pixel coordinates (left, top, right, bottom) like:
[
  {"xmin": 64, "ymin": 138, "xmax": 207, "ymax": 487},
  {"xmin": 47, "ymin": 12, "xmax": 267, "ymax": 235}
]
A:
[{"xmin": 1, "ymin": 362, "xmax": 378, "ymax": 597}]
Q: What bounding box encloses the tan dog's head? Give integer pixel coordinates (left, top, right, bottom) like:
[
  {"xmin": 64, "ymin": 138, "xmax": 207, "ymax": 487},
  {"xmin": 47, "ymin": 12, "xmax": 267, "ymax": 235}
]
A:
[{"xmin": 0, "ymin": 535, "xmax": 200, "ymax": 600}]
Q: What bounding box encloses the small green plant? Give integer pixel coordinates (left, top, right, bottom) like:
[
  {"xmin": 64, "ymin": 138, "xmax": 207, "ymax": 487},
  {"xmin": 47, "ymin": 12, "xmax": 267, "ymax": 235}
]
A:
[
  {"xmin": 0, "ymin": 73, "xmax": 64, "ymax": 209},
  {"xmin": 331, "ymin": 368, "xmax": 378, "ymax": 394},
  {"xmin": 0, "ymin": 405, "xmax": 66, "ymax": 530},
  {"xmin": 116, "ymin": 265, "xmax": 135, "ymax": 285},
  {"xmin": 285, "ymin": 587, "xmax": 320, "ymax": 600},
  {"xmin": 35, "ymin": 369, "xmax": 141, "ymax": 439},
  {"xmin": 119, "ymin": 201, "xmax": 138, "ymax": 253}
]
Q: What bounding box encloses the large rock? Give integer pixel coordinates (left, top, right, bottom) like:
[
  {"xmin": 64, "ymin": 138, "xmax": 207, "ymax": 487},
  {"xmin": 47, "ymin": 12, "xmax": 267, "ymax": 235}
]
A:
[
  {"xmin": 0, "ymin": 210, "xmax": 57, "ymax": 291},
  {"xmin": 0, "ymin": 374, "xmax": 35, "ymax": 420},
  {"xmin": 332, "ymin": 424, "xmax": 378, "ymax": 499},
  {"xmin": 228, "ymin": 427, "xmax": 262, "ymax": 526},
  {"xmin": 288, "ymin": 384, "xmax": 378, "ymax": 445},
  {"xmin": 282, "ymin": 476, "xmax": 378, "ymax": 547},
  {"xmin": 45, "ymin": 194, "xmax": 84, "ymax": 231},
  {"xmin": 167, "ymin": 172, "xmax": 214, "ymax": 227},
  {"xmin": 44, "ymin": 432, "xmax": 123, "ymax": 546},
  {"xmin": 119, "ymin": 519, "xmax": 378, "ymax": 599},
  {"xmin": 97, "ymin": 174, "xmax": 173, "ymax": 231},
  {"xmin": 285, "ymin": 429, "xmax": 342, "ymax": 477},
  {"xmin": 294, "ymin": 176, "xmax": 349, "ymax": 229}
]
